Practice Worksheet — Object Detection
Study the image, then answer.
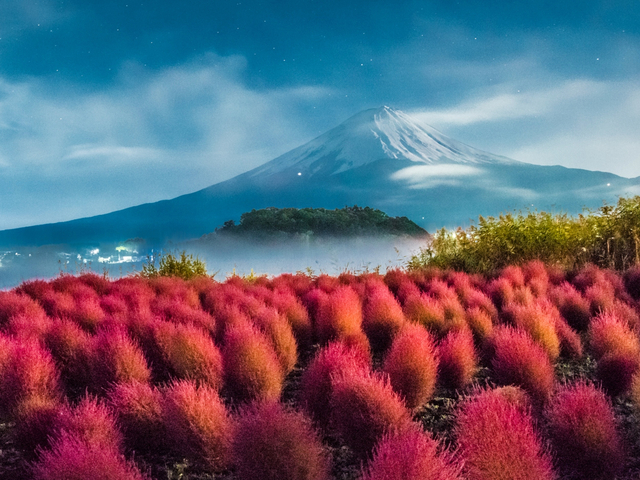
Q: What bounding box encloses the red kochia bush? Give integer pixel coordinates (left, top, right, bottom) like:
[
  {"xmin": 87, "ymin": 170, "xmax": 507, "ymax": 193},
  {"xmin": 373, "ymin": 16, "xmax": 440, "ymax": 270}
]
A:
[
  {"xmin": 589, "ymin": 308, "xmax": 640, "ymax": 396},
  {"xmin": 270, "ymin": 290, "xmax": 313, "ymax": 350},
  {"xmin": 501, "ymin": 300, "xmax": 561, "ymax": 362},
  {"xmin": 222, "ymin": 320, "xmax": 284, "ymax": 403},
  {"xmin": 329, "ymin": 370, "xmax": 412, "ymax": 459},
  {"xmin": 361, "ymin": 426, "xmax": 463, "ymax": 480},
  {"xmin": 545, "ymin": 382, "xmax": 624, "ymax": 479},
  {"xmin": 153, "ymin": 321, "xmax": 223, "ymax": 389},
  {"xmin": 314, "ymin": 285, "xmax": 364, "ymax": 345},
  {"xmin": 588, "ymin": 310, "xmax": 640, "ymax": 360},
  {"xmin": 464, "ymin": 307, "xmax": 493, "ymax": 347},
  {"xmin": 549, "ymin": 282, "xmax": 591, "ymax": 332},
  {"xmin": 0, "ymin": 290, "xmax": 47, "ymax": 325},
  {"xmin": 0, "ymin": 337, "xmax": 61, "ymax": 416},
  {"xmin": 299, "ymin": 341, "xmax": 371, "ymax": 428},
  {"xmin": 54, "ymin": 396, "xmax": 124, "ymax": 450},
  {"xmin": 402, "ymin": 293, "xmax": 446, "ymax": 336},
  {"xmin": 233, "ymin": 401, "xmax": 330, "ymax": 480},
  {"xmin": 162, "ymin": 380, "xmax": 233, "ymax": 471},
  {"xmin": 108, "ymin": 381, "xmax": 166, "ymax": 454},
  {"xmin": 13, "ymin": 395, "xmax": 64, "ymax": 457},
  {"xmin": 31, "ymin": 432, "xmax": 148, "ymax": 480},
  {"xmin": 382, "ymin": 324, "xmax": 439, "ymax": 410},
  {"xmin": 489, "ymin": 327, "xmax": 555, "ymax": 404},
  {"xmin": 455, "ymin": 387, "xmax": 555, "ymax": 480},
  {"xmin": 362, "ymin": 282, "xmax": 406, "ymax": 353},
  {"xmin": 253, "ymin": 306, "xmax": 298, "ymax": 375},
  {"xmin": 44, "ymin": 319, "xmax": 92, "ymax": 398},
  {"xmin": 438, "ymin": 329, "xmax": 477, "ymax": 390},
  {"xmin": 87, "ymin": 328, "xmax": 151, "ymax": 393}
]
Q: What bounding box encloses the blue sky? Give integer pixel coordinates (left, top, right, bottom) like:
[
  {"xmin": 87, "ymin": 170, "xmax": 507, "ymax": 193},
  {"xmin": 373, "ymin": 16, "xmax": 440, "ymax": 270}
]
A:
[{"xmin": 1, "ymin": 0, "xmax": 639, "ymax": 229}]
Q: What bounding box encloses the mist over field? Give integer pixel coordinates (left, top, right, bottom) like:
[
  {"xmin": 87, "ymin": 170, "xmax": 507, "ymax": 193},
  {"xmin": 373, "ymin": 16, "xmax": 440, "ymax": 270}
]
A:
[{"xmin": 0, "ymin": 235, "xmax": 427, "ymax": 289}]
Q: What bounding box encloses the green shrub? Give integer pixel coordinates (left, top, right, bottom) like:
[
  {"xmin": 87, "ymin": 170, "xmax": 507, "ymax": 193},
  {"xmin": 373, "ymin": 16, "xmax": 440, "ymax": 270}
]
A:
[
  {"xmin": 408, "ymin": 196, "xmax": 640, "ymax": 274},
  {"xmin": 140, "ymin": 251, "xmax": 208, "ymax": 280}
]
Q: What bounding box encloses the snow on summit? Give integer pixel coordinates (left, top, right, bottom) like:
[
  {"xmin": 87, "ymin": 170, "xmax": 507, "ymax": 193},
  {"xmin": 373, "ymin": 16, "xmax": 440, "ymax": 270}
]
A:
[{"xmin": 251, "ymin": 106, "xmax": 517, "ymax": 178}]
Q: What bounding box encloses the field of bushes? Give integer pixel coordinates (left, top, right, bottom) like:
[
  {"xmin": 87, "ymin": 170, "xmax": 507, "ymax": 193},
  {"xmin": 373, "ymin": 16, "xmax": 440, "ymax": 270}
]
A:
[{"xmin": 1, "ymin": 260, "xmax": 640, "ymax": 479}]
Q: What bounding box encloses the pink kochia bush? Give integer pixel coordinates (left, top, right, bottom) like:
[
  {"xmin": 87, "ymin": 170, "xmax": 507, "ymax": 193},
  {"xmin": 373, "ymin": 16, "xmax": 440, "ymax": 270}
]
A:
[
  {"xmin": 222, "ymin": 320, "xmax": 284, "ymax": 403},
  {"xmin": 314, "ymin": 285, "xmax": 364, "ymax": 345},
  {"xmin": 589, "ymin": 311, "xmax": 640, "ymax": 396},
  {"xmin": 455, "ymin": 387, "xmax": 555, "ymax": 480},
  {"xmin": 437, "ymin": 329, "xmax": 477, "ymax": 390},
  {"xmin": 362, "ymin": 282, "xmax": 406, "ymax": 353},
  {"xmin": 31, "ymin": 432, "xmax": 149, "ymax": 480},
  {"xmin": 329, "ymin": 370, "xmax": 413, "ymax": 459},
  {"xmin": 361, "ymin": 426, "xmax": 463, "ymax": 480},
  {"xmin": 162, "ymin": 380, "xmax": 233, "ymax": 471},
  {"xmin": 0, "ymin": 336, "xmax": 61, "ymax": 416},
  {"xmin": 382, "ymin": 324, "xmax": 439, "ymax": 410},
  {"xmin": 233, "ymin": 401, "xmax": 330, "ymax": 480},
  {"xmin": 87, "ymin": 328, "xmax": 151, "ymax": 393},
  {"xmin": 153, "ymin": 321, "xmax": 223, "ymax": 389},
  {"xmin": 545, "ymin": 382, "xmax": 624, "ymax": 480},
  {"xmin": 299, "ymin": 340, "xmax": 371, "ymax": 428},
  {"xmin": 253, "ymin": 306, "xmax": 298, "ymax": 375},
  {"xmin": 108, "ymin": 381, "xmax": 166, "ymax": 454},
  {"xmin": 488, "ymin": 326, "xmax": 555, "ymax": 404}
]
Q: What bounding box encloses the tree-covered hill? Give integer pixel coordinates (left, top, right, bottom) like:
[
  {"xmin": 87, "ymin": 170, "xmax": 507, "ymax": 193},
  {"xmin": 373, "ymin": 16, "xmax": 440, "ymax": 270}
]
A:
[{"xmin": 214, "ymin": 206, "xmax": 428, "ymax": 238}]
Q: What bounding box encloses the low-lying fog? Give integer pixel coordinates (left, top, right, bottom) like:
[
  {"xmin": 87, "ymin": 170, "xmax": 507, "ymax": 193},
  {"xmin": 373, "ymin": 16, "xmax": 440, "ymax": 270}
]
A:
[{"xmin": 0, "ymin": 235, "xmax": 428, "ymax": 289}]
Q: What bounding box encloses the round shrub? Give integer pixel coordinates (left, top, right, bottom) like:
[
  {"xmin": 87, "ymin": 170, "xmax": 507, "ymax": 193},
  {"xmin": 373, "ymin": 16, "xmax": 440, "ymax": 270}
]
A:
[
  {"xmin": 382, "ymin": 324, "xmax": 439, "ymax": 410},
  {"xmin": 31, "ymin": 432, "xmax": 148, "ymax": 480},
  {"xmin": 455, "ymin": 387, "xmax": 555, "ymax": 480},
  {"xmin": 0, "ymin": 337, "xmax": 61, "ymax": 417},
  {"xmin": 545, "ymin": 381, "xmax": 624, "ymax": 479},
  {"xmin": 108, "ymin": 381, "xmax": 166, "ymax": 454},
  {"xmin": 314, "ymin": 286, "xmax": 364, "ymax": 344},
  {"xmin": 438, "ymin": 329, "xmax": 477, "ymax": 390},
  {"xmin": 402, "ymin": 293, "xmax": 445, "ymax": 336},
  {"xmin": 299, "ymin": 340, "xmax": 371, "ymax": 428},
  {"xmin": 488, "ymin": 326, "xmax": 555, "ymax": 404},
  {"xmin": 162, "ymin": 380, "xmax": 233, "ymax": 471},
  {"xmin": 588, "ymin": 310, "xmax": 640, "ymax": 360},
  {"xmin": 222, "ymin": 321, "xmax": 284, "ymax": 403},
  {"xmin": 362, "ymin": 282, "xmax": 406, "ymax": 353},
  {"xmin": 87, "ymin": 328, "xmax": 151, "ymax": 393},
  {"xmin": 361, "ymin": 426, "xmax": 463, "ymax": 480},
  {"xmin": 253, "ymin": 306, "xmax": 298, "ymax": 375},
  {"xmin": 233, "ymin": 401, "xmax": 330, "ymax": 480},
  {"xmin": 329, "ymin": 370, "xmax": 412, "ymax": 459},
  {"xmin": 153, "ymin": 321, "xmax": 223, "ymax": 389}
]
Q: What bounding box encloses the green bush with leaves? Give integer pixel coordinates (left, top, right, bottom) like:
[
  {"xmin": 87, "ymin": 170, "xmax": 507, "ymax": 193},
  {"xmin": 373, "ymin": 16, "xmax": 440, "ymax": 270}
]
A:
[
  {"xmin": 408, "ymin": 196, "xmax": 640, "ymax": 274},
  {"xmin": 140, "ymin": 251, "xmax": 208, "ymax": 280}
]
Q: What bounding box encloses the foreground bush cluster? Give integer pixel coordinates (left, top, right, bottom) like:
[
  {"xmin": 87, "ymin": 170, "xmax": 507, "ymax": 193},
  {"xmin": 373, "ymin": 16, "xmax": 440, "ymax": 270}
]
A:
[{"xmin": 1, "ymin": 263, "xmax": 640, "ymax": 478}]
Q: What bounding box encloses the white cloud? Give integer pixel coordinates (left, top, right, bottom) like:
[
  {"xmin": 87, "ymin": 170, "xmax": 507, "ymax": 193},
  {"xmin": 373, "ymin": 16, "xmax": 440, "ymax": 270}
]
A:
[
  {"xmin": 408, "ymin": 79, "xmax": 640, "ymax": 179},
  {"xmin": 410, "ymin": 80, "xmax": 604, "ymax": 126},
  {"xmin": 391, "ymin": 164, "xmax": 480, "ymax": 189}
]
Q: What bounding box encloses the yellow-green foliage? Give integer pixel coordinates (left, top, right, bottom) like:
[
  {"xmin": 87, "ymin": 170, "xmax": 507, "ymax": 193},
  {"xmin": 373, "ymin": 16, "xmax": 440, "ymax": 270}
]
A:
[
  {"xmin": 408, "ymin": 196, "xmax": 640, "ymax": 274},
  {"xmin": 140, "ymin": 251, "xmax": 208, "ymax": 280}
]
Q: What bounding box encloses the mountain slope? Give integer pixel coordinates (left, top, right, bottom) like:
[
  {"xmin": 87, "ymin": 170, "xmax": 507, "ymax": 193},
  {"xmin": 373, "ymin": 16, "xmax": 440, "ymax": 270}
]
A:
[{"xmin": 0, "ymin": 107, "xmax": 638, "ymax": 247}]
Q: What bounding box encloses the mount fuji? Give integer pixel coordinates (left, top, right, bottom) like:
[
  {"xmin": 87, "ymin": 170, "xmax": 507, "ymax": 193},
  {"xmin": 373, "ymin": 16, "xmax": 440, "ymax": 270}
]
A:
[{"xmin": 1, "ymin": 106, "xmax": 639, "ymax": 247}]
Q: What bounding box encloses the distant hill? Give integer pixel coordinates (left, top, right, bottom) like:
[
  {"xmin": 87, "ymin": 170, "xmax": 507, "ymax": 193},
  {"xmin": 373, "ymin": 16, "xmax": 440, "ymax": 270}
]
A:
[
  {"xmin": 210, "ymin": 206, "xmax": 428, "ymax": 239},
  {"xmin": 0, "ymin": 106, "xmax": 638, "ymax": 248}
]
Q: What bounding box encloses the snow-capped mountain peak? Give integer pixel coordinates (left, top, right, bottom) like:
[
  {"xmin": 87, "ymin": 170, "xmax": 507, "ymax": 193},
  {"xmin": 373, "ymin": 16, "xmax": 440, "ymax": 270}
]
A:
[{"xmin": 251, "ymin": 106, "xmax": 516, "ymax": 177}]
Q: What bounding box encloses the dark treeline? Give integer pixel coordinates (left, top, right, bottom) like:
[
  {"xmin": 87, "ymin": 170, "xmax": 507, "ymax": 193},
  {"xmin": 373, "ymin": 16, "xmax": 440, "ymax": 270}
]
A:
[{"xmin": 215, "ymin": 206, "xmax": 427, "ymax": 238}]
